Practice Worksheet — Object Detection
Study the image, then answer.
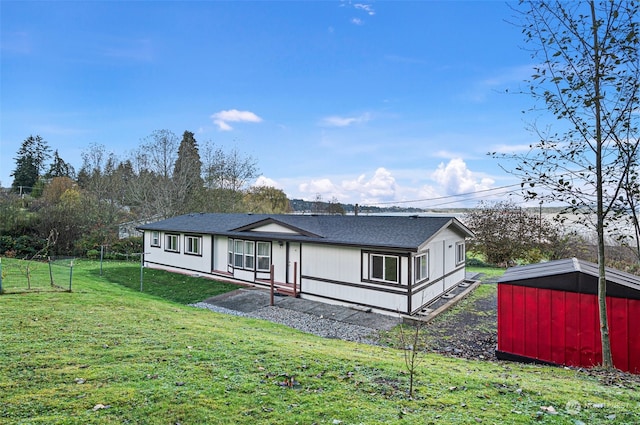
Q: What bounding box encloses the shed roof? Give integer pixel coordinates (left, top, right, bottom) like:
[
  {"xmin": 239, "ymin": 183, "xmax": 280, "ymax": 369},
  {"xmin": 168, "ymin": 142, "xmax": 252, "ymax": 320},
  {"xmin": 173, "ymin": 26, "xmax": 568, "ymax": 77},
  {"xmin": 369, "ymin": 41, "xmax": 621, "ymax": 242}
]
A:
[
  {"xmin": 498, "ymin": 258, "xmax": 640, "ymax": 300},
  {"xmin": 137, "ymin": 213, "xmax": 474, "ymax": 251}
]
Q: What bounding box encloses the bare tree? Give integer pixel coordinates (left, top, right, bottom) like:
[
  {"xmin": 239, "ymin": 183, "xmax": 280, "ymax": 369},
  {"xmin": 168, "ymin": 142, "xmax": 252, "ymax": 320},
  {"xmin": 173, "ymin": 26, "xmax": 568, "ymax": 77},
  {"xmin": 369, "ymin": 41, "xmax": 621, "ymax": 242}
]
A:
[
  {"xmin": 464, "ymin": 200, "xmax": 561, "ymax": 266},
  {"xmin": 496, "ymin": 1, "xmax": 640, "ymax": 368},
  {"xmin": 201, "ymin": 140, "xmax": 260, "ymax": 212},
  {"xmin": 134, "ymin": 130, "xmax": 180, "ymax": 218},
  {"xmin": 398, "ymin": 321, "xmax": 427, "ymax": 399}
]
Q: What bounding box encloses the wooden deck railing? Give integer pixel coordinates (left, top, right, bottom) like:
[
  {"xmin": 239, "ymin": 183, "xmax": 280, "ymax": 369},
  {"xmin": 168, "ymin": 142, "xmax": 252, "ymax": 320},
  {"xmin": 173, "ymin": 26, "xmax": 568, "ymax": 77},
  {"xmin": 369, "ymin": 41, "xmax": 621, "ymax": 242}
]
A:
[{"xmin": 270, "ymin": 262, "xmax": 298, "ymax": 306}]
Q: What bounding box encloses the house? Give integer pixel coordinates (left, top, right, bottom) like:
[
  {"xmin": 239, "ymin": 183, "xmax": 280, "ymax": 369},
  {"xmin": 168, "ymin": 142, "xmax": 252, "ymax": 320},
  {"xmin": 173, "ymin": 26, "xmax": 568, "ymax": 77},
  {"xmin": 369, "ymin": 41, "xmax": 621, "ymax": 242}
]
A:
[
  {"xmin": 497, "ymin": 258, "xmax": 640, "ymax": 373},
  {"xmin": 137, "ymin": 213, "xmax": 474, "ymax": 315}
]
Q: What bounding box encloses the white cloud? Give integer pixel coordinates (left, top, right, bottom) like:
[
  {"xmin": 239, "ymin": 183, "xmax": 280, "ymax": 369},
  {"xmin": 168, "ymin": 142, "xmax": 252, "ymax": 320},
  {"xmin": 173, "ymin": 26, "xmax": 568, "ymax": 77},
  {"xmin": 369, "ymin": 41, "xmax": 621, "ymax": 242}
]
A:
[
  {"xmin": 431, "ymin": 158, "xmax": 494, "ymax": 195},
  {"xmin": 299, "ymin": 178, "xmax": 341, "ymax": 197},
  {"xmin": 296, "ymin": 169, "xmax": 397, "ymax": 204},
  {"xmin": 211, "ymin": 109, "xmax": 263, "ymax": 131},
  {"xmin": 284, "ymin": 162, "xmax": 501, "ymax": 208},
  {"xmin": 253, "ymin": 176, "xmax": 281, "ymax": 189},
  {"xmin": 354, "ymin": 3, "xmax": 375, "ymax": 15},
  {"xmin": 351, "ymin": 18, "xmax": 364, "ymax": 25},
  {"xmin": 342, "ymin": 168, "xmax": 397, "ymax": 202},
  {"xmin": 320, "ymin": 112, "xmax": 371, "ymax": 127}
]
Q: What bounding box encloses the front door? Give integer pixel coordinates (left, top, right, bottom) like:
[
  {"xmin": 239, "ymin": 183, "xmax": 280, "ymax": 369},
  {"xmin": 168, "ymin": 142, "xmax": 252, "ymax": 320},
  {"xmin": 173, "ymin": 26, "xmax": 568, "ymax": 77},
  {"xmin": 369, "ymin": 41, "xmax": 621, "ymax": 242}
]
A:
[{"xmin": 287, "ymin": 242, "xmax": 300, "ymax": 285}]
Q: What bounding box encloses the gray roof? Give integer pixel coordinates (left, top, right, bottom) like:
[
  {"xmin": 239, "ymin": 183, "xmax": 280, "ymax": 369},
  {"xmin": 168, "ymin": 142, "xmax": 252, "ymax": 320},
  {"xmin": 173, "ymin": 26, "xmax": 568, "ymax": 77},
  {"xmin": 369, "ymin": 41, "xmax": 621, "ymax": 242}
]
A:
[
  {"xmin": 137, "ymin": 213, "xmax": 474, "ymax": 251},
  {"xmin": 498, "ymin": 257, "xmax": 640, "ymax": 293}
]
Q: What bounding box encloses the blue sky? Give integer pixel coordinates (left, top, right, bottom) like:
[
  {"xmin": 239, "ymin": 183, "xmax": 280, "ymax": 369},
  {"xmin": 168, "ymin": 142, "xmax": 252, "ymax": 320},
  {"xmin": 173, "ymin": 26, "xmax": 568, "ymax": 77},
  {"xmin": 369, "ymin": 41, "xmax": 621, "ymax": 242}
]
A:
[{"xmin": 1, "ymin": 1, "xmax": 538, "ymax": 208}]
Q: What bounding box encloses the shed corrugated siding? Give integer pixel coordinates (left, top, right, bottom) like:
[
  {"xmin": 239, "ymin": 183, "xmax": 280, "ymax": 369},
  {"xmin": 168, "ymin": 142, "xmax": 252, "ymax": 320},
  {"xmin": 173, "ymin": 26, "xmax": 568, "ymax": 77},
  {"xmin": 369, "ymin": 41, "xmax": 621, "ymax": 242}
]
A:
[{"xmin": 498, "ymin": 283, "xmax": 640, "ymax": 373}]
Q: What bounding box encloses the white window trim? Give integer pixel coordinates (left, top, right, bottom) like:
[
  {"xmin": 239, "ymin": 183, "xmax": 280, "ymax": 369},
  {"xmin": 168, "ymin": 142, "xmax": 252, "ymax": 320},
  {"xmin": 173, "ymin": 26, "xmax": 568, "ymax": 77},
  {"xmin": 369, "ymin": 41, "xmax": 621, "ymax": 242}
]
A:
[
  {"xmin": 165, "ymin": 234, "xmax": 179, "ymax": 253},
  {"xmin": 185, "ymin": 235, "xmax": 202, "ymax": 256},
  {"xmin": 234, "ymin": 240, "xmax": 244, "ymax": 268},
  {"xmin": 151, "ymin": 231, "xmax": 160, "ymax": 247},
  {"xmin": 415, "ymin": 252, "xmax": 429, "ymax": 283},
  {"xmin": 370, "ymin": 253, "xmax": 399, "ymax": 283},
  {"xmin": 256, "ymin": 241, "xmax": 271, "ymax": 272},
  {"xmin": 456, "ymin": 242, "xmax": 465, "ymax": 265},
  {"xmin": 228, "ymin": 239, "xmax": 270, "ymax": 271},
  {"xmin": 244, "ymin": 241, "xmax": 255, "ymax": 269}
]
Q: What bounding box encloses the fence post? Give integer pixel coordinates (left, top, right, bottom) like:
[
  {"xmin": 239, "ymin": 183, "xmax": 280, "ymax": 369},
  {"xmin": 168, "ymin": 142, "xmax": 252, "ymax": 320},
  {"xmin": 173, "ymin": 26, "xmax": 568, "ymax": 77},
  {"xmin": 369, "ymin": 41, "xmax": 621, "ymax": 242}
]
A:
[
  {"xmin": 100, "ymin": 245, "xmax": 104, "ymax": 276},
  {"xmin": 48, "ymin": 257, "xmax": 54, "ymax": 287},
  {"xmin": 69, "ymin": 260, "xmax": 74, "ymax": 291},
  {"xmin": 140, "ymin": 253, "xmax": 144, "ymax": 292}
]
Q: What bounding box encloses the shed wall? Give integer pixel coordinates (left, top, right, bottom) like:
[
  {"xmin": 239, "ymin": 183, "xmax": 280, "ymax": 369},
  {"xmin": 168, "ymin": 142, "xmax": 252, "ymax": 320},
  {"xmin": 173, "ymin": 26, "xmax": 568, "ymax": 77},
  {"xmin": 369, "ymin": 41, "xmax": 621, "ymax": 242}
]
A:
[{"xmin": 498, "ymin": 283, "xmax": 640, "ymax": 373}]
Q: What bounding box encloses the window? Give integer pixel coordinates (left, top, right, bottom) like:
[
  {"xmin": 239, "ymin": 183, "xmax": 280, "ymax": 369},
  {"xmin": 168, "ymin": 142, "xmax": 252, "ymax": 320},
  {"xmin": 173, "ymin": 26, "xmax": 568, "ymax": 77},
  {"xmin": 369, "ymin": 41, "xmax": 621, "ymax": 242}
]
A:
[
  {"xmin": 166, "ymin": 234, "xmax": 179, "ymax": 252},
  {"xmin": 185, "ymin": 235, "xmax": 201, "ymax": 255},
  {"xmin": 234, "ymin": 240, "xmax": 244, "ymax": 268},
  {"xmin": 257, "ymin": 242, "xmax": 271, "ymax": 271},
  {"xmin": 244, "ymin": 241, "xmax": 255, "ymax": 269},
  {"xmin": 151, "ymin": 231, "xmax": 160, "ymax": 247},
  {"xmin": 456, "ymin": 242, "xmax": 465, "ymax": 265},
  {"xmin": 227, "ymin": 239, "xmax": 270, "ymax": 271},
  {"xmin": 415, "ymin": 253, "xmax": 429, "ymax": 282},
  {"xmin": 371, "ymin": 254, "xmax": 398, "ymax": 283}
]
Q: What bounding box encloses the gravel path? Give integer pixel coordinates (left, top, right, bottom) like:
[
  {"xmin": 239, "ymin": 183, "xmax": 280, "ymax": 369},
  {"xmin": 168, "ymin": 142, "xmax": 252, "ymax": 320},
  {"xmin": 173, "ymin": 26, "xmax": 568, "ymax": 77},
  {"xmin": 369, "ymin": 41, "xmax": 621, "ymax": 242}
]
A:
[{"xmin": 190, "ymin": 302, "xmax": 382, "ymax": 345}]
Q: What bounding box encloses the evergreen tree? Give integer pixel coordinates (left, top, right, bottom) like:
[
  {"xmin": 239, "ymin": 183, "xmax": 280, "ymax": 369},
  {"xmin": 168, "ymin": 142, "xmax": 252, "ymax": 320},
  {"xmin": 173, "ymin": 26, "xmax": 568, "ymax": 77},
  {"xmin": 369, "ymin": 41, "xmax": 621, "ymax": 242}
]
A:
[
  {"xmin": 11, "ymin": 135, "xmax": 51, "ymax": 194},
  {"xmin": 174, "ymin": 130, "xmax": 203, "ymax": 213},
  {"xmin": 46, "ymin": 149, "xmax": 75, "ymax": 179}
]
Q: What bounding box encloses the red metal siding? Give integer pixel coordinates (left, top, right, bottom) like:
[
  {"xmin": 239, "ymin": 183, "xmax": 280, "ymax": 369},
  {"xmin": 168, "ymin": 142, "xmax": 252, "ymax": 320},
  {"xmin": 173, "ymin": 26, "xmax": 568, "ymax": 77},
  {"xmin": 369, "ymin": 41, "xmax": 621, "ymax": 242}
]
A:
[
  {"xmin": 549, "ymin": 290, "xmax": 566, "ymax": 365},
  {"xmin": 498, "ymin": 283, "xmax": 640, "ymax": 373}
]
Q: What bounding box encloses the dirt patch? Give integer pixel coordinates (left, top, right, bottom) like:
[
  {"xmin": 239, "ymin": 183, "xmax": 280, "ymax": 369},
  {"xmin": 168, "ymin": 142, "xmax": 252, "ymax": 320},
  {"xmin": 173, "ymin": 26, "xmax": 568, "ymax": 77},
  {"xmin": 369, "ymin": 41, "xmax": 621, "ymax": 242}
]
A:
[
  {"xmin": 421, "ymin": 282, "xmax": 497, "ymax": 361},
  {"xmin": 387, "ymin": 279, "xmax": 640, "ymax": 389}
]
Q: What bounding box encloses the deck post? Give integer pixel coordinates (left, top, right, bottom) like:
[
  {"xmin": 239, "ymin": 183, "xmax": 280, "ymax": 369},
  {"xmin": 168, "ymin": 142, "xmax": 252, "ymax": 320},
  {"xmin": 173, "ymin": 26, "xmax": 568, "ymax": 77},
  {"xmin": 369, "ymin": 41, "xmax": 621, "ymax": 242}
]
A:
[
  {"xmin": 270, "ymin": 264, "xmax": 275, "ymax": 306},
  {"xmin": 293, "ymin": 262, "xmax": 298, "ymax": 298}
]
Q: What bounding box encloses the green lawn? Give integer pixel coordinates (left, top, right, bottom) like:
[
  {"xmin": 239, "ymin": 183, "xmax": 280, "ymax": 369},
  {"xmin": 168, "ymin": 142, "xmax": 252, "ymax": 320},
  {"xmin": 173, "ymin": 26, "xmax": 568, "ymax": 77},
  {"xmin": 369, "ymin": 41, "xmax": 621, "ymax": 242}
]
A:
[{"xmin": 1, "ymin": 259, "xmax": 639, "ymax": 424}]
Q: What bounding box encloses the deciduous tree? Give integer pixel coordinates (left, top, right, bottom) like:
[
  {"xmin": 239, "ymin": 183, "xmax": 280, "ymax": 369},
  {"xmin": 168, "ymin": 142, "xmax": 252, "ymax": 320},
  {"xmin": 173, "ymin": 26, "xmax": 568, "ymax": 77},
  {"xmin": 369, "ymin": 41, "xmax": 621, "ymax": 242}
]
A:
[
  {"xmin": 464, "ymin": 200, "xmax": 560, "ymax": 266},
  {"xmin": 243, "ymin": 186, "xmax": 290, "ymax": 213},
  {"xmin": 495, "ymin": 1, "xmax": 640, "ymax": 368}
]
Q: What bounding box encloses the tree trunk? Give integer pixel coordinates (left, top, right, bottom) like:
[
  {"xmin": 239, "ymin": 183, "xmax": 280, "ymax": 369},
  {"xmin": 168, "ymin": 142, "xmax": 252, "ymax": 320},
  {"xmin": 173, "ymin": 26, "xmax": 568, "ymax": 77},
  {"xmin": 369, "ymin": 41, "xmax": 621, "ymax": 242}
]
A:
[{"xmin": 591, "ymin": 0, "xmax": 613, "ymax": 369}]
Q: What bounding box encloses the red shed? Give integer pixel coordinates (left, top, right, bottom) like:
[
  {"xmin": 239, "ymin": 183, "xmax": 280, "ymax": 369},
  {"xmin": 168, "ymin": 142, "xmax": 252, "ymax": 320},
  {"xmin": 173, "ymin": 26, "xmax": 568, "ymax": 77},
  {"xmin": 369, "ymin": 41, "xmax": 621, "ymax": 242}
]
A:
[{"xmin": 497, "ymin": 258, "xmax": 640, "ymax": 373}]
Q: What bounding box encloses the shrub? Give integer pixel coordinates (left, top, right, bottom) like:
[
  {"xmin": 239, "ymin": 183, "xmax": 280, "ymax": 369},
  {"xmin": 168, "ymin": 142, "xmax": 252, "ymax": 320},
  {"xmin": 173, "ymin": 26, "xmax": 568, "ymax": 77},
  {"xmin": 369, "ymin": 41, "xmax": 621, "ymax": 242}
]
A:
[
  {"xmin": 466, "ymin": 257, "xmax": 488, "ymax": 267},
  {"xmin": 0, "ymin": 235, "xmax": 15, "ymax": 255},
  {"xmin": 86, "ymin": 249, "xmax": 100, "ymax": 259}
]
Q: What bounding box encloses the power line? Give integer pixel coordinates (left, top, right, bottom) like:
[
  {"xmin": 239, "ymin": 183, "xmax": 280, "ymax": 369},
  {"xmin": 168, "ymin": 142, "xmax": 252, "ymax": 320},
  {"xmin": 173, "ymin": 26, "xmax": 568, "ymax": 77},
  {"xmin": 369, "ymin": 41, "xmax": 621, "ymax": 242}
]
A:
[{"xmin": 367, "ymin": 183, "xmax": 523, "ymax": 207}]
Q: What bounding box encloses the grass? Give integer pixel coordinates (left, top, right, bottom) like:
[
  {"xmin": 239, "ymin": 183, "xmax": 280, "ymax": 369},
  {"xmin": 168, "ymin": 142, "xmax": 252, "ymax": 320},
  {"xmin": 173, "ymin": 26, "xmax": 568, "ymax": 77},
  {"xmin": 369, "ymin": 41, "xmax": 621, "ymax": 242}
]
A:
[
  {"xmin": 1, "ymin": 258, "xmax": 241, "ymax": 303},
  {"xmin": 1, "ymin": 259, "xmax": 640, "ymax": 424}
]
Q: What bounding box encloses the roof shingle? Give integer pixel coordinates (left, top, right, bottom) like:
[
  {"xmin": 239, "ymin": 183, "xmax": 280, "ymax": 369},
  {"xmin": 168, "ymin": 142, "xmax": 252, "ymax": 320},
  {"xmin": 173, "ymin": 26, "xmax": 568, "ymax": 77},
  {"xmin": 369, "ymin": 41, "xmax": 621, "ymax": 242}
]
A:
[{"xmin": 137, "ymin": 213, "xmax": 473, "ymax": 250}]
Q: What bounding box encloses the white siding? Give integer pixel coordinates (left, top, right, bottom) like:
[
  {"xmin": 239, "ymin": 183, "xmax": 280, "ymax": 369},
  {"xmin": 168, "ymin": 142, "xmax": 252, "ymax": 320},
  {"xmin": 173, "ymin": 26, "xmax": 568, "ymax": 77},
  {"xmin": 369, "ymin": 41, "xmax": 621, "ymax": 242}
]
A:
[
  {"xmin": 143, "ymin": 232, "xmax": 212, "ymax": 274},
  {"xmin": 302, "ymin": 278, "xmax": 409, "ymax": 312},
  {"xmin": 302, "ymin": 244, "xmax": 362, "ymax": 283},
  {"xmin": 140, "ymin": 220, "xmax": 470, "ymax": 316},
  {"xmin": 250, "ymin": 223, "xmax": 299, "ymax": 234},
  {"xmin": 299, "ymin": 244, "xmax": 411, "ymax": 313}
]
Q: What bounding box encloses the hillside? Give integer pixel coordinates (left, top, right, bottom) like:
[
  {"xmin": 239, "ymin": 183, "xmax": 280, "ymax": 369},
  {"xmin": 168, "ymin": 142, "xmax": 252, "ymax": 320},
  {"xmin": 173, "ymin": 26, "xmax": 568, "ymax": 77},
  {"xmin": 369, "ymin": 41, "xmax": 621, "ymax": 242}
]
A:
[{"xmin": 1, "ymin": 259, "xmax": 639, "ymax": 424}]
